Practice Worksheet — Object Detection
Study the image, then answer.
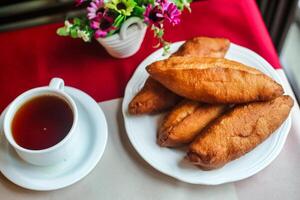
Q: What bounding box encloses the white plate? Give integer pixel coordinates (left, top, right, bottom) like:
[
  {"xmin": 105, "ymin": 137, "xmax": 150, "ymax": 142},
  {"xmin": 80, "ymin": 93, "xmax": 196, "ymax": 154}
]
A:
[
  {"xmin": 122, "ymin": 42, "xmax": 292, "ymax": 185},
  {"xmin": 0, "ymin": 87, "xmax": 108, "ymax": 190}
]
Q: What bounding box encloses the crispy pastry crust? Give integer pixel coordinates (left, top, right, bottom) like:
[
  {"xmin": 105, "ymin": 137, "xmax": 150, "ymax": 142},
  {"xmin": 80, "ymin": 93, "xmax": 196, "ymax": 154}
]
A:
[
  {"xmin": 158, "ymin": 100, "xmax": 227, "ymax": 147},
  {"xmin": 128, "ymin": 78, "xmax": 181, "ymax": 114},
  {"xmin": 147, "ymin": 57, "xmax": 283, "ymax": 103},
  {"xmin": 172, "ymin": 37, "xmax": 230, "ymax": 58},
  {"xmin": 187, "ymin": 95, "xmax": 294, "ymax": 170}
]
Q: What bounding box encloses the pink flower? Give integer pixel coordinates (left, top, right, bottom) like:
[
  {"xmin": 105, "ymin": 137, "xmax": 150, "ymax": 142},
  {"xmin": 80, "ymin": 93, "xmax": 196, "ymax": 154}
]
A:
[
  {"xmin": 144, "ymin": 4, "xmax": 164, "ymax": 28},
  {"xmin": 75, "ymin": 0, "xmax": 85, "ymax": 6},
  {"xmin": 93, "ymin": 16, "xmax": 116, "ymax": 38},
  {"xmin": 163, "ymin": 2, "xmax": 181, "ymax": 25},
  {"xmin": 156, "ymin": 0, "xmax": 167, "ymax": 5},
  {"xmin": 144, "ymin": 0, "xmax": 181, "ymax": 27},
  {"xmin": 90, "ymin": 19, "xmax": 100, "ymax": 29},
  {"xmin": 87, "ymin": 0, "xmax": 105, "ymax": 20}
]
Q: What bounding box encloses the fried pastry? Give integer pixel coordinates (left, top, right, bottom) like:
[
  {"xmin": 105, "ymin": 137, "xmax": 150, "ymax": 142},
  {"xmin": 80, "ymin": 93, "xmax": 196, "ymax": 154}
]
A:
[
  {"xmin": 172, "ymin": 37, "xmax": 230, "ymax": 58},
  {"xmin": 128, "ymin": 78, "xmax": 179, "ymax": 115},
  {"xmin": 128, "ymin": 37, "xmax": 230, "ymax": 114},
  {"xmin": 147, "ymin": 57, "xmax": 283, "ymax": 104},
  {"xmin": 187, "ymin": 95, "xmax": 294, "ymax": 170},
  {"xmin": 128, "ymin": 78, "xmax": 181, "ymax": 114},
  {"xmin": 158, "ymin": 100, "xmax": 227, "ymax": 147}
]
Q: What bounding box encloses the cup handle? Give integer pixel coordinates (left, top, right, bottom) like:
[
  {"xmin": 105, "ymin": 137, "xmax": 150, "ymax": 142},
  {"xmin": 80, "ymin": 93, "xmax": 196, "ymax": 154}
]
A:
[
  {"xmin": 49, "ymin": 78, "xmax": 64, "ymax": 91},
  {"xmin": 120, "ymin": 17, "xmax": 144, "ymax": 40}
]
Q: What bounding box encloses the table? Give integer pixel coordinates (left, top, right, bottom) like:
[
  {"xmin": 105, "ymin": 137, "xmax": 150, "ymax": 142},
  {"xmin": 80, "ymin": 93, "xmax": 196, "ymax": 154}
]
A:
[{"xmin": 0, "ymin": 0, "xmax": 299, "ymax": 199}]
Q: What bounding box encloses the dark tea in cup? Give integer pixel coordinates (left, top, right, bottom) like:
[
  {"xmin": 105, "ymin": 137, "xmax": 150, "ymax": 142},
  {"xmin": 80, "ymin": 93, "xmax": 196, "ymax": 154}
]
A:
[
  {"xmin": 3, "ymin": 78, "xmax": 78, "ymax": 166},
  {"xmin": 11, "ymin": 95, "xmax": 73, "ymax": 150}
]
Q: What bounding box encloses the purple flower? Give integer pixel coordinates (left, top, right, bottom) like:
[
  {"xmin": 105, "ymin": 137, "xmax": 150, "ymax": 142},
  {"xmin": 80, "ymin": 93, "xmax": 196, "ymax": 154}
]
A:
[
  {"xmin": 75, "ymin": 0, "xmax": 85, "ymax": 6},
  {"xmin": 87, "ymin": 0, "xmax": 105, "ymax": 20},
  {"xmin": 93, "ymin": 16, "xmax": 116, "ymax": 38},
  {"xmin": 163, "ymin": 2, "xmax": 181, "ymax": 25},
  {"xmin": 144, "ymin": 4, "xmax": 164, "ymax": 28}
]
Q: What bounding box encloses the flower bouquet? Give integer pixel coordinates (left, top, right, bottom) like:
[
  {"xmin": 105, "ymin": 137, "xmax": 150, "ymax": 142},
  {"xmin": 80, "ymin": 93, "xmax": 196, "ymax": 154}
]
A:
[{"xmin": 57, "ymin": 0, "xmax": 192, "ymax": 58}]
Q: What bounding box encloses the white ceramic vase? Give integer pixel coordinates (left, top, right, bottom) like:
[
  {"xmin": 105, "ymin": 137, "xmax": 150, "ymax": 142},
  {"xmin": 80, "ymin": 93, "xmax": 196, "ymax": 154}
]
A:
[{"xmin": 97, "ymin": 17, "xmax": 147, "ymax": 58}]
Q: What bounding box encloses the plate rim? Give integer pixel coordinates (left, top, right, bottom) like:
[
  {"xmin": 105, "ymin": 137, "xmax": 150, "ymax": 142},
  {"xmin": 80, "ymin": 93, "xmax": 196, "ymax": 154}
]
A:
[
  {"xmin": 122, "ymin": 41, "xmax": 292, "ymax": 185},
  {"xmin": 0, "ymin": 86, "xmax": 108, "ymax": 191}
]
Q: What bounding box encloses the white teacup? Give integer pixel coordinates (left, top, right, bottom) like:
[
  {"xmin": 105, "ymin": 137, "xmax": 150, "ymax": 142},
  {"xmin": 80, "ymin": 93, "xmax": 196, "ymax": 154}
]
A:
[{"xmin": 3, "ymin": 78, "xmax": 78, "ymax": 166}]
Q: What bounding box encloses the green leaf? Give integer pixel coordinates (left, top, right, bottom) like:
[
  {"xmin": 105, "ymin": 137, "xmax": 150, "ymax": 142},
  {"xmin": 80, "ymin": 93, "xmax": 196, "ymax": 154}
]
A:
[
  {"xmin": 113, "ymin": 15, "xmax": 125, "ymax": 28},
  {"xmin": 132, "ymin": 6, "xmax": 145, "ymax": 17},
  {"xmin": 135, "ymin": 0, "xmax": 154, "ymax": 6},
  {"xmin": 73, "ymin": 17, "xmax": 81, "ymax": 26},
  {"xmin": 173, "ymin": 0, "xmax": 183, "ymax": 10},
  {"xmin": 81, "ymin": 18, "xmax": 91, "ymax": 29},
  {"xmin": 157, "ymin": 29, "xmax": 164, "ymax": 37},
  {"xmin": 152, "ymin": 26, "xmax": 164, "ymax": 38},
  {"xmin": 173, "ymin": 0, "xmax": 192, "ymax": 11},
  {"xmin": 162, "ymin": 42, "xmax": 171, "ymax": 56},
  {"xmin": 70, "ymin": 28, "xmax": 78, "ymax": 38},
  {"xmin": 56, "ymin": 27, "xmax": 69, "ymax": 36}
]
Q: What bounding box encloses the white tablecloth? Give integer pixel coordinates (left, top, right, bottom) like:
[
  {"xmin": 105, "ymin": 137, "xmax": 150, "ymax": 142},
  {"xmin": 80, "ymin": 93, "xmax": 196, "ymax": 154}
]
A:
[{"xmin": 0, "ymin": 69, "xmax": 299, "ymax": 200}]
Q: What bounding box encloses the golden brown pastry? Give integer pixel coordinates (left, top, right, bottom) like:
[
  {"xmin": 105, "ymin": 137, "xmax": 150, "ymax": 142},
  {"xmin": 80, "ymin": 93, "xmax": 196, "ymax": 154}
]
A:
[
  {"xmin": 128, "ymin": 78, "xmax": 179, "ymax": 114},
  {"xmin": 128, "ymin": 78, "xmax": 181, "ymax": 114},
  {"xmin": 172, "ymin": 37, "xmax": 230, "ymax": 58},
  {"xmin": 147, "ymin": 57, "xmax": 283, "ymax": 104},
  {"xmin": 187, "ymin": 95, "xmax": 294, "ymax": 170},
  {"xmin": 158, "ymin": 100, "xmax": 227, "ymax": 147},
  {"xmin": 128, "ymin": 37, "xmax": 230, "ymax": 114}
]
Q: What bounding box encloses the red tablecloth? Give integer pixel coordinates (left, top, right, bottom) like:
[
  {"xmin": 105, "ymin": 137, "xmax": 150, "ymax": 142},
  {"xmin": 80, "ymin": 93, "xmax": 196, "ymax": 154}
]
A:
[{"xmin": 0, "ymin": 0, "xmax": 280, "ymax": 112}]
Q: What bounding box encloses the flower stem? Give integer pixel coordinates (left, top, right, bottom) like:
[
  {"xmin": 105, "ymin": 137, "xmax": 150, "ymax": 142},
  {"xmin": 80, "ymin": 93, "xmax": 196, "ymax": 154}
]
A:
[{"xmin": 152, "ymin": 24, "xmax": 170, "ymax": 55}]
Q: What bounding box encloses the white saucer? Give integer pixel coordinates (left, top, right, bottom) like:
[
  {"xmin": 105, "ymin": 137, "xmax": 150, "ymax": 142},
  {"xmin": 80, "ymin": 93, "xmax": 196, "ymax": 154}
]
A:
[
  {"xmin": 0, "ymin": 87, "xmax": 108, "ymax": 191},
  {"xmin": 122, "ymin": 41, "xmax": 292, "ymax": 185}
]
